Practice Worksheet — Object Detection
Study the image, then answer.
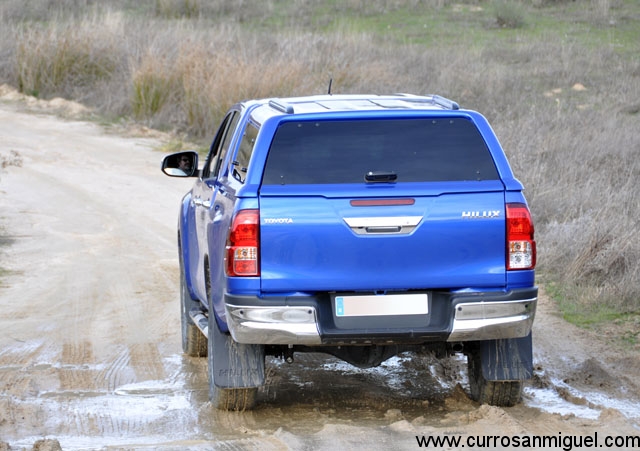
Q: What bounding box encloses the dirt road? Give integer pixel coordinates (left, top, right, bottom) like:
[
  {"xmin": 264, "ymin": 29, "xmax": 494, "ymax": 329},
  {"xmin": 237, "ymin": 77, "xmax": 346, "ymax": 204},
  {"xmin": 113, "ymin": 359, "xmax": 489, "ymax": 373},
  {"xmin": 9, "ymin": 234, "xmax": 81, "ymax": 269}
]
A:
[{"xmin": 1, "ymin": 90, "xmax": 639, "ymax": 450}]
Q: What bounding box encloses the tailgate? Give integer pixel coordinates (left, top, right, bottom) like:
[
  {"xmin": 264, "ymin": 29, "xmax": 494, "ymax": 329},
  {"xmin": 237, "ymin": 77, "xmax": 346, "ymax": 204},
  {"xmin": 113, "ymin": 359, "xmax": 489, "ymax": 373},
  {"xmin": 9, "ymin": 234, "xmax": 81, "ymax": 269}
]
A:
[{"xmin": 259, "ymin": 183, "xmax": 506, "ymax": 293}]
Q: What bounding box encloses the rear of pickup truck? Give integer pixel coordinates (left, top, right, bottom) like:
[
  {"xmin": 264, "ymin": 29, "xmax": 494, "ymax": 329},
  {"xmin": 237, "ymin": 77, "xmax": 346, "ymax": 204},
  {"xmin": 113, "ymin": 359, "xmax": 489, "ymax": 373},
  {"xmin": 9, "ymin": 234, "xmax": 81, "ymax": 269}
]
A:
[
  {"xmin": 227, "ymin": 113, "xmax": 535, "ymax": 337},
  {"xmin": 217, "ymin": 97, "xmax": 537, "ymax": 409}
]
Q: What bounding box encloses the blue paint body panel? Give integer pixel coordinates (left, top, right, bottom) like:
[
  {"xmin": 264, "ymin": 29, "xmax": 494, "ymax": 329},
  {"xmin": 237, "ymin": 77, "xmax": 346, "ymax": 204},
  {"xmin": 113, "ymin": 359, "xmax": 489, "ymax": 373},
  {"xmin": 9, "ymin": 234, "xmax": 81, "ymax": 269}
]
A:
[{"xmin": 258, "ymin": 183, "xmax": 507, "ymax": 292}]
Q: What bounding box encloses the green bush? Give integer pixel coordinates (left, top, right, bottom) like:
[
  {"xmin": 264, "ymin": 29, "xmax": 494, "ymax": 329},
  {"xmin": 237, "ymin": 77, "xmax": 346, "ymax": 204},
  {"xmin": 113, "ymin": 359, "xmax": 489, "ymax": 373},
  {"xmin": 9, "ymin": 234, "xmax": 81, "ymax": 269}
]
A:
[
  {"xmin": 155, "ymin": 0, "xmax": 201, "ymax": 19},
  {"xmin": 131, "ymin": 56, "xmax": 180, "ymax": 121},
  {"xmin": 491, "ymin": 0, "xmax": 527, "ymax": 28}
]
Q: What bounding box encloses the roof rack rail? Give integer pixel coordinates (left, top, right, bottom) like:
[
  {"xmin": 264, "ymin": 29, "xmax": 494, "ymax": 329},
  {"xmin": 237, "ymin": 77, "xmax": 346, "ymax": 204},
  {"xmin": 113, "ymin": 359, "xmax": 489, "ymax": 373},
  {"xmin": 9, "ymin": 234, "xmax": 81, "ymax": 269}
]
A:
[
  {"xmin": 431, "ymin": 95, "xmax": 460, "ymax": 110},
  {"xmin": 268, "ymin": 99, "xmax": 295, "ymax": 114},
  {"xmin": 396, "ymin": 93, "xmax": 460, "ymax": 110}
]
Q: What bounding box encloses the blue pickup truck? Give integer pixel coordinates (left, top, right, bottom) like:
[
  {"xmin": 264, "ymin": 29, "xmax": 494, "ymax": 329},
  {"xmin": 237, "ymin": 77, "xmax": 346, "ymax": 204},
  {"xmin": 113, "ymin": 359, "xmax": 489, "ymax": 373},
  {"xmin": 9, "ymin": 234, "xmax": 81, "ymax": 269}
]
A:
[{"xmin": 162, "ymin": 94, "xmax": 537, "ymax": 411}]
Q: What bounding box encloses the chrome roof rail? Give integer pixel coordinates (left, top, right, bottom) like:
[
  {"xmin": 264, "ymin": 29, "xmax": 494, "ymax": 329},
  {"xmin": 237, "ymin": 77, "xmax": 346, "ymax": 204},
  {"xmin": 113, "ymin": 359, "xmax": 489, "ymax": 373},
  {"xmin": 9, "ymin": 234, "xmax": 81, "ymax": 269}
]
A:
[
  {"xmin": 431, "ymin": 95, "xmax": 460, "ymax": 110},
  {"xmin": 397, "ymin": 93, "xmax": 460, "ymax": 110},
  {"xmin": 268, "ymin": 99, "xmax": 295, "ymax": 114}
]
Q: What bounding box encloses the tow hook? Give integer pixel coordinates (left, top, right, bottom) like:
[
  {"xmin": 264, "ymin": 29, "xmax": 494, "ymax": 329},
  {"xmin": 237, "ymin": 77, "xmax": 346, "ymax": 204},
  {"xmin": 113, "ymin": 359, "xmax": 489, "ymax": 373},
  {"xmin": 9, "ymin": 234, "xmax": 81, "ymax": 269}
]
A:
[{"xmin": 285, "ymin": 345, "xmax": 294, "ymax": 364}]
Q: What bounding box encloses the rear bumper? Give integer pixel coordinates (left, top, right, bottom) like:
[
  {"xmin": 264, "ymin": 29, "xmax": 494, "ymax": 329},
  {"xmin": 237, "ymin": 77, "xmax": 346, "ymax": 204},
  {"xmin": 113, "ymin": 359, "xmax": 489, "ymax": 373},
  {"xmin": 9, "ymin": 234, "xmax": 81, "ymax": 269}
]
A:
[
  {"xmin": 225, "ymin": 305, "xmax": 322, "ymax": 345},
  {"xmin": 446, "ymin": 298, "xmax": 536, "ymax": 342},
  {"xmin": 224, "ymin": 287, "xmax": 537, "ymax": 346}
]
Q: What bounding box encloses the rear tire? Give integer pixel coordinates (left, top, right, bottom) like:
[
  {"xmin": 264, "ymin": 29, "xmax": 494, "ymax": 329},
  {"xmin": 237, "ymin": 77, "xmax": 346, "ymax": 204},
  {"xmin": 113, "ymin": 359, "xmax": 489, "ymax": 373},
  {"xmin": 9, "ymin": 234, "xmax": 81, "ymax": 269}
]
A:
[
  {"xmin": 207, "ymin": 312, "xmax": 258, "ymax": 411},
  {"xmin": 467, "ymin": 350, "xmax": 523, "ymax": 407},
  {"xmin": 180, "ymin": 258, "xmax": 207, "ymax": 357},
  {"xmin": 210, "ymin": 381, "xmax": 257, "ymax": 412}
]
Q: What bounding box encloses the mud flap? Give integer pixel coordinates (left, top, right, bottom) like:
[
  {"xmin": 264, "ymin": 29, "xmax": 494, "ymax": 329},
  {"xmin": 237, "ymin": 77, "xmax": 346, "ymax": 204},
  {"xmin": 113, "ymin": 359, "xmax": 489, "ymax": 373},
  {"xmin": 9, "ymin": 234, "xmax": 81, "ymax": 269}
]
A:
[
  {"xmin": 209, "ymin": 314, "xmax": 265, "ymax": 389},
  {"xmin": 479, "ymin": 333, "xmax": 532, "ymax": 381}
]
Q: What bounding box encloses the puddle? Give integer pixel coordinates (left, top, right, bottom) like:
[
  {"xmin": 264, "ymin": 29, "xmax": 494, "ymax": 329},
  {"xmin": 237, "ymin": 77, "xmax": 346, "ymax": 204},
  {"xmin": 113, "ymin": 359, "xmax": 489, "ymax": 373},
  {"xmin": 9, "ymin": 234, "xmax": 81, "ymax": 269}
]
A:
[
  {"xmin": 40, "ymin": 390, "xmax": 104, "ymax": 399},
  {"xmin": 524, "ymin": 386, "xmax": 601, "ymax": 419},
  {"xmin": 115, "ymin": 381, "xmax": 180, "ymax": 397},
  {"xmin": 525, "ymin": 377, "xmax": 640, "ymax": 420}
]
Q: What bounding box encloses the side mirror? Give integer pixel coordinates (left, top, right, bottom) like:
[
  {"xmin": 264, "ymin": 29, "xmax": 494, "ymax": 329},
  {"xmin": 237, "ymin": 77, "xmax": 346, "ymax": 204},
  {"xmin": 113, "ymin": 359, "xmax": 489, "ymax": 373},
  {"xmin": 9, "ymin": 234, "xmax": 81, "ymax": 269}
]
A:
[{"xmin": 162, "ymin": 151, "xmax": 199, "ymax": 177}]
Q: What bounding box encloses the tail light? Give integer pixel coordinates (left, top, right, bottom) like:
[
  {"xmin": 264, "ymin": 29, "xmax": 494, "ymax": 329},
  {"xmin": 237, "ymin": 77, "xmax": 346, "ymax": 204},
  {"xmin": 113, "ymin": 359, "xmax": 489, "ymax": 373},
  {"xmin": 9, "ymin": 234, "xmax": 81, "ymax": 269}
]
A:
[
  {"xmin": 506, "ymin": 203, "xmax": 536, "ymax": 270},
  {"xmin": 226, "ymin": 209, "xmax": 260, "ymax": 276}
]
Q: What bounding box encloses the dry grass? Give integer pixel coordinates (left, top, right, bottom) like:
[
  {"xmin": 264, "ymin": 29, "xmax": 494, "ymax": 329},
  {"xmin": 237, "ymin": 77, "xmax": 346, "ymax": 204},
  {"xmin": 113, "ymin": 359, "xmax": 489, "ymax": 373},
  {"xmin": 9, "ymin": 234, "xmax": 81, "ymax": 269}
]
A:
[
  {"xmin": 124, "ymin": 22, "xmax": 401, "ymax": 136},
  {"xmin": 15, "ymin": 24, "xmax": 117, "ymax": 98},
  {"xmin": 0, "ymin": 0, "xmax": 638, "ymax": 318}
]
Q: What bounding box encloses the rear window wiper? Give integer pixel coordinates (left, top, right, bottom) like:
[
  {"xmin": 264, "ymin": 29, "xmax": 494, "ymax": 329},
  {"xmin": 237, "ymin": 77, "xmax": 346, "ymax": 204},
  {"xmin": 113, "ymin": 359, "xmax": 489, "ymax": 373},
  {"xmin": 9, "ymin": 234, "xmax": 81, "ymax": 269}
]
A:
[{"xmin": 365, "ymin": 171, "xmax": 397, "ymax": 183}]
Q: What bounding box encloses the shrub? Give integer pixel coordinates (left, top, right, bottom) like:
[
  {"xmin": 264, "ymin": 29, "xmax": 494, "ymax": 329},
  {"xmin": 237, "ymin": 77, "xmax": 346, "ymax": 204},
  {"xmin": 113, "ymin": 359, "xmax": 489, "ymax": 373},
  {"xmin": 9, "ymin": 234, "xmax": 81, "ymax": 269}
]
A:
[
  {"xmin": 491, "ymin": 0, "xmax": 527, "ymax": 28},
  {"xmin": 14, "ymin": 19, "xmax": 120, "ymax": 98},
  {"xmin": 131, "ymin": 53, "xmax": 180, "ymax": 121},
  {"xmin": 155, "ymin": 0, "xmax": 201, "ymax": 19}
]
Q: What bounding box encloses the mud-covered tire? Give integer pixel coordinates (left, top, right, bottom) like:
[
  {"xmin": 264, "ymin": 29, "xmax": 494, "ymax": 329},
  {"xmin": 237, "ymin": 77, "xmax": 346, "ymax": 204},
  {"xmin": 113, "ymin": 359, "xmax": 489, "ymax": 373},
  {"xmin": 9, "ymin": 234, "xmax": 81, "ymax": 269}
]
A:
[
  {"xmin": 207, "ymin": 312, "xmax": 258, "ymax": 411},
  {"xmin": 180, "ymin": 259, "xmax": 207, "ymax": 357},
  {"xmin": 467, "ymin": 350, "xmax": 523, "ymax": 407},
  {"xmin": 210, "ymin": 383, "xmax": 257, "ymax": 411}
]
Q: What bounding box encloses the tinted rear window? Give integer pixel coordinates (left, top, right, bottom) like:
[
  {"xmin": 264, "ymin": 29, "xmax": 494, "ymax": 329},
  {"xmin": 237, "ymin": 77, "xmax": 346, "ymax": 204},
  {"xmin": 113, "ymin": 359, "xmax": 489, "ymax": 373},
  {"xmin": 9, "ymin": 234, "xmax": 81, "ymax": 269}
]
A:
[{"xmin": 262, "ymin": 118, "xmax": 499, "ymax": 185}]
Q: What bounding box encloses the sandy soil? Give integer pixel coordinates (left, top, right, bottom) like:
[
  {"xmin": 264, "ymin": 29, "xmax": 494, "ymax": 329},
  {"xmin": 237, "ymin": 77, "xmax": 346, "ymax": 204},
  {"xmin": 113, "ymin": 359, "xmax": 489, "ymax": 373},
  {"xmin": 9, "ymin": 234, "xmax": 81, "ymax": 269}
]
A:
[{"xmin": 0, "ymin": 88, "xmax": 639, "ymax": 450}]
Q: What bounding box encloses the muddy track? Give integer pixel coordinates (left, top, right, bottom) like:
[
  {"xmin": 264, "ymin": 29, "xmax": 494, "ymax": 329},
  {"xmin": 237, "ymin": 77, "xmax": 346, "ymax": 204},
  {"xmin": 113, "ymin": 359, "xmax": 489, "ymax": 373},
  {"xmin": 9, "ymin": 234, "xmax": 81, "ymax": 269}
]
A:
[{"xmin": 0, "ymin": 92, "xmax": 639, "ymax": 450}]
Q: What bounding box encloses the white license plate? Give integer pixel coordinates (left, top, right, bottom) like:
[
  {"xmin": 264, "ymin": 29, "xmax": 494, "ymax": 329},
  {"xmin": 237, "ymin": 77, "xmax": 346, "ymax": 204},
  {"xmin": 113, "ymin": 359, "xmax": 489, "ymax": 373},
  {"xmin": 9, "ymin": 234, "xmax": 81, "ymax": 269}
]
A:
[{"xmin": 335, "ymin": 293, "xmax": 429, "ymax": 317}]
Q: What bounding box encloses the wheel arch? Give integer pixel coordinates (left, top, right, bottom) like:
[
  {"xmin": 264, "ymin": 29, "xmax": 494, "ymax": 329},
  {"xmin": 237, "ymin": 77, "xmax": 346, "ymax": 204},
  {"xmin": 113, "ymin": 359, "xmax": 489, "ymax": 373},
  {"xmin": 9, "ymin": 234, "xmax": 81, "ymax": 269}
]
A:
[{"xmin": 177, "ymin": 195, "xmax": 198, "ymax": 303}]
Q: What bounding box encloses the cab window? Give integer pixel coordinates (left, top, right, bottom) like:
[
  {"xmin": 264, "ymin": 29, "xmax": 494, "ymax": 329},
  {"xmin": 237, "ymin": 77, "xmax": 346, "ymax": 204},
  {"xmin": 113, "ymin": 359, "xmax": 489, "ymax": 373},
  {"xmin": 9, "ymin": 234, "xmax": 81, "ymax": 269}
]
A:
[
  {"xmin": 231, "ymin": 122, "xmax": 259, "ymax": 183},
  {"xmin": 203, "ymin": 111, "xmax": 240, "ymax": 179}
]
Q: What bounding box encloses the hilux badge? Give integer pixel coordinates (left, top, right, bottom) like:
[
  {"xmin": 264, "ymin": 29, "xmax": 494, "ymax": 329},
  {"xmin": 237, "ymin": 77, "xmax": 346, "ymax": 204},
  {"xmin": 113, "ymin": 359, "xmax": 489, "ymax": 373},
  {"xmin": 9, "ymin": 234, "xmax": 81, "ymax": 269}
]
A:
[{"xmin": 462, "ymin": 210, "xmax": 500, "ymax": 218}]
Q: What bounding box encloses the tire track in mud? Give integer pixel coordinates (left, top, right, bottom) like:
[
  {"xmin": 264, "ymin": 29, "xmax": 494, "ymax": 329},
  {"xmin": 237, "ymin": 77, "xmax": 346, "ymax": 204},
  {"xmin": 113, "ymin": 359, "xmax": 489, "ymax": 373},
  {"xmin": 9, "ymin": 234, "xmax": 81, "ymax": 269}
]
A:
[
  {"xmin": 212, "ymin": 437, "xmax": 294, "ymax": 450},
  {"xmin": 129, "ymin": 343, "xmax": 166, "ymax": 383},
  {"xmin": 58, "ymin": 341, "xmax": 98, "ymax": 392},
  {"xmin": 98, "ymin": 346, "xmax": 133, "ymax": 392},
  {"xmin": 0, "ymin": 340, "xmax": 58, "ymax": 397},
  {"xmin": 0, "ymin": 103, "xmax": 195, "ymax": 444}
]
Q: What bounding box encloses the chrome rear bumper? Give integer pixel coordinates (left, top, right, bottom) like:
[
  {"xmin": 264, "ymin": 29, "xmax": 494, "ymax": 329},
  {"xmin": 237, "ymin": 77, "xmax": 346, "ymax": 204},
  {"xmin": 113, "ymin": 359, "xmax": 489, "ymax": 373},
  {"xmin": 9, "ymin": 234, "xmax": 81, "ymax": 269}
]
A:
[
  {"xmin": 226, "ymin": 305, "xmax": 322, "ymax": 345},
  {"xmin": 446, "ymin": 298, "xmax": 536, "ymax": 342},
  {"xmin": 224, "ymin": 294, "xmax": 536, "ymax": 345}
]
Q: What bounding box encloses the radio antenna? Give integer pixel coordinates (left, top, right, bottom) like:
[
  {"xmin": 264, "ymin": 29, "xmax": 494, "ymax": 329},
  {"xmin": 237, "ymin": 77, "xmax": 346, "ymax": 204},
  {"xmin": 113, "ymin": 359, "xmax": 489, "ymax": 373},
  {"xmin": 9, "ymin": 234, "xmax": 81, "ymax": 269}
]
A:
[{"xmin": 328, "ymin": 78, "xmax": 333, "ymax": 95}]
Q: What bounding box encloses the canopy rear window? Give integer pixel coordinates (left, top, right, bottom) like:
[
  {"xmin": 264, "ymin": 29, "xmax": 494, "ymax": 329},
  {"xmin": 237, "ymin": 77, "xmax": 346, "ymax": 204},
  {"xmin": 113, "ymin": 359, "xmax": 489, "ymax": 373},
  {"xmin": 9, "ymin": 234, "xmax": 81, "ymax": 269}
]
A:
[{"xmin": 261, "ymin": 118, "xmax": 499, "ymax": 185}]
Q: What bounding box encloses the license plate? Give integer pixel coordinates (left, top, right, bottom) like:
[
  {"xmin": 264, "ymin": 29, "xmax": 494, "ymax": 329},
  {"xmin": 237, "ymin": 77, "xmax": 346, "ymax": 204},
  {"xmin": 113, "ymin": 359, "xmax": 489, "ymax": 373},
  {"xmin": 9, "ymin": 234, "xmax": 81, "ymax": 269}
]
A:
[{"xmin": 335, "ymin": 293, "xmax": 429, "ymax": 317}]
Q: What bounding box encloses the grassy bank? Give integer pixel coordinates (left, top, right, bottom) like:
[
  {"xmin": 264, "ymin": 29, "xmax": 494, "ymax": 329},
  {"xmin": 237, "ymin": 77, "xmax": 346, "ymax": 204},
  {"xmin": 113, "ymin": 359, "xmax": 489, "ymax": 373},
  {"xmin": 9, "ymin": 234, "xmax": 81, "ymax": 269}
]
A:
[{"xmin": 0, "ymin": 0, "xmax": 638, "ymax": 332}]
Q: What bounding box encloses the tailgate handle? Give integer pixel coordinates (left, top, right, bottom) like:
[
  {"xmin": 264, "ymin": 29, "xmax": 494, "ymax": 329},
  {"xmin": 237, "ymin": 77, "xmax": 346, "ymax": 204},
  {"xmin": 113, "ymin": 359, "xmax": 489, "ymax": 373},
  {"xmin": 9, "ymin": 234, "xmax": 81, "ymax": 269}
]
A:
[
  {"xmin": 365, "ymin": 226, "xmax": 401, "ymax": 234},
  {"xmin": 344, "ymin": 216, "xmax": 422, "ymax": 235}
]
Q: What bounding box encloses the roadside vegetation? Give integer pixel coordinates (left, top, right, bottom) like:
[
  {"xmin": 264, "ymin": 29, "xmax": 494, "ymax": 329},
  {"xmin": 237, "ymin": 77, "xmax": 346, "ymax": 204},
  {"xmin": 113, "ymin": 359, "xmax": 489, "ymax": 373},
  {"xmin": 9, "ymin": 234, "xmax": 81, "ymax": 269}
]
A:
[{"xmin": 0, "ymin": 0, "xmax": 638, "ymax": 338}]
